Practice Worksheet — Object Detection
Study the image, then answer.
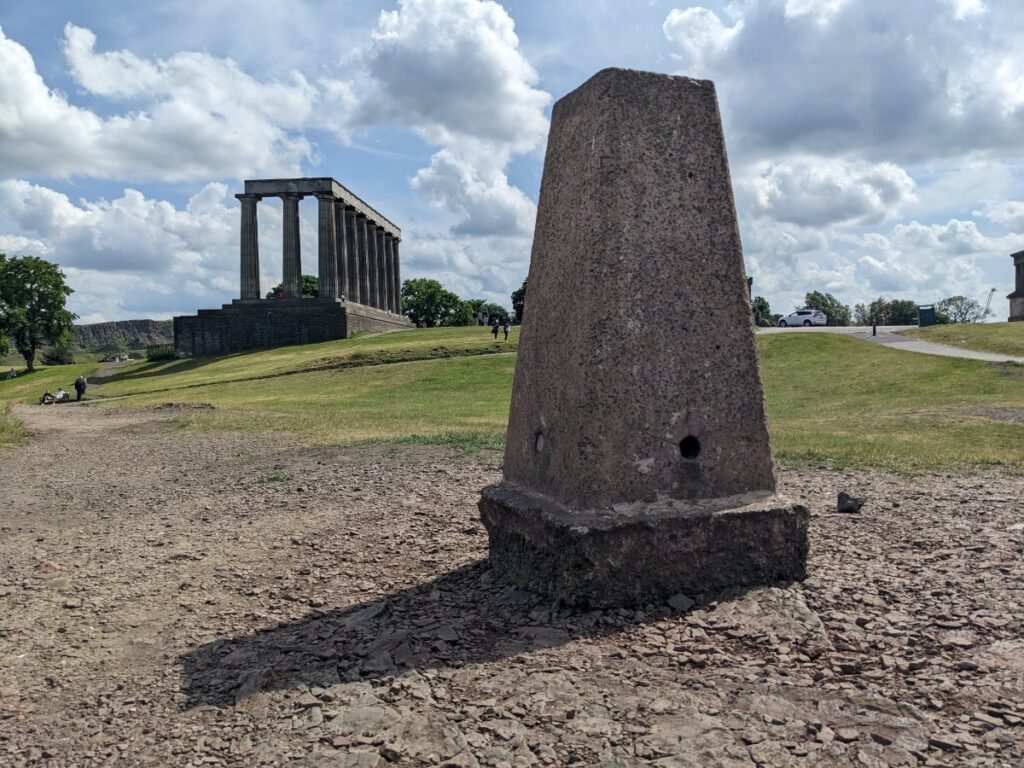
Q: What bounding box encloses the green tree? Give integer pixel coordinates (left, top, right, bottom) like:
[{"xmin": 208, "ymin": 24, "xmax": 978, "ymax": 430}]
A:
[
  {"xmin": 266, "ymin": 275, "xmax": 319, "ymax": 298},
  {"xmin": 400, "ymin": 278, "xmax": 466, "ymax": 327},
  {"xmin": 887, "ymin": 299, "xmax": 918, "ymax": 325},
  {"xmin": 0, "ymin": 254, "xmax": 77, "ymax": 372},
  {"xmin": 803, "ymin": 291, "xmax": 851, "ymax": 326},
  {"xmin": 854, "ymin": 297, "xmax": 918, "ymax": 326},
  {"xmin": 465, "ymin": 298, "xmax": 509, "ymax": 324},
  {"xmin": 443, "ymin": 301, "xmax": 475, "ymax": 327},
  {"xmin": 937, "ymin": 295, "xmax": 985, "ymax": 324},
  {"xmin": 751, "ymin": 296, "xmax": 773, "ymax": 326},
  {"xmin": 511, "ymin": 279, "xmax": 527, "ymax": 324}
]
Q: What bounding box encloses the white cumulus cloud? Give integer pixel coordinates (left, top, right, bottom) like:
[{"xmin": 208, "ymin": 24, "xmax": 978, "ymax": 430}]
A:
[
  {"xmin": 662, "ymin": 7, "xmax": 741, "ymax": 74},
  {"xmin": 748, "ymin": 157, "xmax": 916, "ymax": 227},
  {"xmin": 0, "ymin": 23, "xmax": 315, "ymax": 182}
]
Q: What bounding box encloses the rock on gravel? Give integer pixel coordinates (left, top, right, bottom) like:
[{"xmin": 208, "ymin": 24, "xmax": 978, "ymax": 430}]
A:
[{"xmin": 0, "ymin": 404, "xmax": 1022, "ymax": 766}]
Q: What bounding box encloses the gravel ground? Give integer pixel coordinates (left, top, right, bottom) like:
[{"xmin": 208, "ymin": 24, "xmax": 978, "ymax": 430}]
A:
[{"xmin": 1, "ymin": 404, "xmax": 1022, "ymax": 767}]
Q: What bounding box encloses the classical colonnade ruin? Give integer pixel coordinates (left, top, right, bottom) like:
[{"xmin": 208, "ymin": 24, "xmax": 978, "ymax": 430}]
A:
[{"xmin": 236, "ymin": 178, "xmax": 402, "ymax": 312}]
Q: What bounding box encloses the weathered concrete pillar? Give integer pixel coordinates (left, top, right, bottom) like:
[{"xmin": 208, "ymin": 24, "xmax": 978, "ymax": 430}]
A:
[
  {"xmin": 281, "ymin": 194, "xmax": 302, "ymax": 298},
  {"xmin": 356, "ymin": 215, "xmax": 370, "ymax": 306},
  {"xmin": 392, "ymin": 239, "xmax": 402, "ymax": 315},
  {"xmin": 1009, "ymin": 250, "xmax": 1024, "ymax": 321},
  {"xmin": 376, "ymin": 228, "xmax": 389, "ymax": 311},
  {"xmin": 334, "ymin": 200, "xmax": 349, "ymax": 300},
  {"xmin": 478, "ymin": 68, "xmax": 808, "ymax": 608},
  {"xmin": 345, "ymin": 209, "xmax": 360, "ymax": 304},
  {"xmin": 236, "ymin": 194, "xmax": 261, "ymax": 300},
  {"xmin": 316, "ymin": 194, "xmax": 339, "ymax": 299}
]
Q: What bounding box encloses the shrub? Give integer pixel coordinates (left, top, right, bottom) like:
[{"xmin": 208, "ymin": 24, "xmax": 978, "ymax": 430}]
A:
[
  {"xmin": 41, "ymin": 342, "xmax": 75, "ymax": 365},
  {"xmin": 146, "ymin": 344, "xmax": 176, "ymax": 361}
]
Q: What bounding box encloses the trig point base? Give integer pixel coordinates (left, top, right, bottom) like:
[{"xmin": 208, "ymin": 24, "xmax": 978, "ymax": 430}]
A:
[
  {"xmin": 479, "ymin": 68, "xmax": 807, "ymax": 607},
  {"xmin": 480, "ymin": 487, "xmax": 807, "ymax": 608}
]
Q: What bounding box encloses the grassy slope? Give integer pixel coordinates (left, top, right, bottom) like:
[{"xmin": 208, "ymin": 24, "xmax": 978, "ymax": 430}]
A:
[
  {"xmin": 759, "ymin": 333, "xmax": 1024, "ymax": 472},
  {"xmin": 98, "ymin": 326, "xmax": 518, "ymax": 397},
  {"xmin": 3, "ymin": 327, "xmax": 1023, "ymax": 472},
  {"xmin": 902, "ymin": 322, "xmax": 1024, "ymax": 357}
]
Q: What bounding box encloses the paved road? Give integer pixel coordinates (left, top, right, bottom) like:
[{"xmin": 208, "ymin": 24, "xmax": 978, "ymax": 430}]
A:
[{"xmin": 758, "ymin": 325, "xmax": 1024, "ymax": 363}]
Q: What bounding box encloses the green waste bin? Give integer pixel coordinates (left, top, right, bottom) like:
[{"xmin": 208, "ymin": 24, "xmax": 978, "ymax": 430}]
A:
[{"xmin": 917, "ymin": 305, "xmax": 936, "ymax": 327}]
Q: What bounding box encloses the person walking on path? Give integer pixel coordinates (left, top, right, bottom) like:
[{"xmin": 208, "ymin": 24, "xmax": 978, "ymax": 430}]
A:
[
  {"xmin": 503, "ymin": 322, "xmax": 510, "ymax": 341},
  {"xmin": 74, "ymin": 375, "xmax": 88, "ymax": 402},
  {"xmin": 491, "ymin": 322, "xmax": 499, "ymax": 340}
]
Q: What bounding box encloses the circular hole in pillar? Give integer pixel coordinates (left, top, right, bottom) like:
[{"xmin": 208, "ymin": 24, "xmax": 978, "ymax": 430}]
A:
[
  {"xmin": 535, "ymin": 431, "xmax": 545, "ymax": 453},
  {"xmin": 679, "ymin": 436, "xmax": 700, "ymax": 461}
]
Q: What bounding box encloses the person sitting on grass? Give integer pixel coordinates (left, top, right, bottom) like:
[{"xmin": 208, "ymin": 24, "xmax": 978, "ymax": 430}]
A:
[
  {"xmin": 54, "ymin": 388, "xmax": 68, "ymax": 403},
  {"xmin": 40, "ymin": 391, "xmax": 55, "ymax": 405}
]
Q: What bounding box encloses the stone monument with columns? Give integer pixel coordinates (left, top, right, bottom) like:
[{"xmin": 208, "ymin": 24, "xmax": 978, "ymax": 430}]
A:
[
  {"xmin": 1009, "ymin": 249, "xmax": 1024, "ymax": 322},
  {"xmin": 478, "ymin": 69, "xmax": 808, "ymax": 607},
  {"xmin": 174, "ymin": 178, "xmax": 411, "ymax": 357}
]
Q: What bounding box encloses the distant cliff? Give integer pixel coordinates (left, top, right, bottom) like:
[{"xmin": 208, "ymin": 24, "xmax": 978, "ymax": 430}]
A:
[{"xmin": 73, "ymin": 319, "xmax": 174, "ymax": 351}]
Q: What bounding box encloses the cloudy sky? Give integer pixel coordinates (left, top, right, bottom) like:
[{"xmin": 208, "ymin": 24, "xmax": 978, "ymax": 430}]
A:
[{"xmin": 0, "ymin": 0, "xmax": 1022, "ymax": 323}]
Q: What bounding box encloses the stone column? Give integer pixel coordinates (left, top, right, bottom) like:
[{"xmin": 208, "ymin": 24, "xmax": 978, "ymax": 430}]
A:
[
  {"xmin": 377, "ymin": 228, "xmax": 389, "ymax": 311},
  {"xmin": 316, "ymin": 194, "xmax": 339, "ymax": 299},
  {"xmin": 334, "ymin": 200, "xmax": 349, "ymax": 300},
  {"xmin": 366, "ymin": 221, "xmax": 380, "ymax": 308},
  {"xmin": 357, "ymin": 215, "xmax": 371, "ymax": 306},
  {"xmin": 392, "ymin": 239, "xmax": 402, "ymax": 315},
  {"xmin": 346, "ymin": 209, "xmax": 360, "ymax": 304},
  {"xmin": 236, "ymin": 194, "xmax": 261, "ymax": 300},
  {"xmin": 382, "ymin": 235, "xmax": 394, "ymax": 312},
  {"xmin": 281, "ymin": 194, "xmax": 302, "ymax": 298}
]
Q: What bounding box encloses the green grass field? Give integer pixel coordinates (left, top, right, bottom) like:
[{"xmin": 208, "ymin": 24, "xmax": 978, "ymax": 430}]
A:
[
  {"xmin": 903, "ymin": 322, "xmax": 1024, "ymax": 357},
  {"xmin": 2, "ymin": 326, "xmax": 1023, "ymax": 472}
]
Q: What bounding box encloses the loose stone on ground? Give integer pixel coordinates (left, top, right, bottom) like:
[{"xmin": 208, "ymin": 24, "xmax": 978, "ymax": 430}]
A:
[{"xmin": 0, "ymin": 405, "xmax": 1022, "ymax": 766}]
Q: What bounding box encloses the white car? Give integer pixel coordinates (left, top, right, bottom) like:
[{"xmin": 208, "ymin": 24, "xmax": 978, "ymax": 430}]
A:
[{"xmin": 778, "ymin": 309, "xmax": 827, "ymax": 327}]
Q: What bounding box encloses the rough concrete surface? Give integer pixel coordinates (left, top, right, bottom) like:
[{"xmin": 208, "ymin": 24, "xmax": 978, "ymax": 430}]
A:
[
  {"xmin": 1, "ymin": 405, "xmax": 1022, "ymax": 766},
  {"xmin": 479, "ymin": 485, "xmax": 808, "ymax": 608},
  {"xmin": 487, "ymin": 68, "xmax": 801, "ymax": 605},
  {"xmin": 503, "ymin": 68, "xmax": 774, "ymax": 507}
]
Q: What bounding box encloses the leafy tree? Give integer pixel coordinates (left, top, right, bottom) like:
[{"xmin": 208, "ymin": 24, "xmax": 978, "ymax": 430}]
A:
[
  {"xmin": 853, "ymin": 297, "xmax": 918, "ymax": 326},
  {"xmin": 803, "ymin": 291, "xmax": 851, "ymax": 326},
  {"xmin": 937, "ymin": 295, "xmax": 985, "ymax": 324},
  {"xmin": 443, "ymin": 301, "xmax": 475, "ymax": 327},
  {"xmin": 465, "ymin": 299, "xmax": 509, "ymax": 324},
  {"xmin": 400, "ymin": 278, "xmax": 467, "ymax": 327},
  {"xmin": 751, "ymin": 296, "xmax": 773, "ymax": 326},
  {"xmin": 0, "ymin": 254, "xmax": 77, "ymax": 372},
  {"xmin": 511, "ymin": 279, "xmax": 527, "ymax": 324},
  {"xmin": 266, "ymin": 275, "xmax": 319, "ymax": 298},
  {"xmin": 887, "ymin": 299, "xmax": 918, "ymax": 325}
]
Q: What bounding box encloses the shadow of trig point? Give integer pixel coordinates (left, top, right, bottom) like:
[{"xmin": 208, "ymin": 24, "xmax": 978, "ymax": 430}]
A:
[{"xmin": 480, "ymin": 68, "xmax": 809, "ymax": 608}]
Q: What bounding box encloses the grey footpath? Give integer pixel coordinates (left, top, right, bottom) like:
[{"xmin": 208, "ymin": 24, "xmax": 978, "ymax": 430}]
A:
[{"xmin": 759, "ymin": 325, "xmax": 1024, "ymax": 363}]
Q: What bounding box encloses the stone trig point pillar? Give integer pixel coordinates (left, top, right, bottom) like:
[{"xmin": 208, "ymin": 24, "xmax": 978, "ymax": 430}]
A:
[{"xmin": 479, "ymin": 69, "xmax": 808, "ymax": 607}]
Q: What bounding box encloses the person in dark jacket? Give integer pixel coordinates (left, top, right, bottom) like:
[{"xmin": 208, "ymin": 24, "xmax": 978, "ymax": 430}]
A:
[{"xmin": 74, "ymin": 376, "xmax": 88, "ymax": 402}]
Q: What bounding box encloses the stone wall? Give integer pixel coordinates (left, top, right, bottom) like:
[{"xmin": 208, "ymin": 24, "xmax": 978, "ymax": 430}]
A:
[{"xmin": 173, "ymin": 299, "xmax": 411, "ymax": 357}]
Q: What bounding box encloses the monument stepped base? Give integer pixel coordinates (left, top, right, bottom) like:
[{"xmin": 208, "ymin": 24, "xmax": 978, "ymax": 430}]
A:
[
  {"xmin": 479, "ymin": 483, "xmax": 809, "ymax": 608},
  {"xmin": 173, "ymin": 298, "xmax": 412, "ymax": 357}
]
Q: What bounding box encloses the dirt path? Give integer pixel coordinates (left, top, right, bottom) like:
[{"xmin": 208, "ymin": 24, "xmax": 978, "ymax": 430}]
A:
[{"xmin": 1, "ymin": 405, "xmax": 1022, "ymax": 767}]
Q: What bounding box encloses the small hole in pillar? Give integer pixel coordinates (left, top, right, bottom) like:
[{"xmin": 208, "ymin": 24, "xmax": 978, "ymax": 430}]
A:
[
  {"xmin": 679, "ymin": 436, "xmax": 700, "ymax": 461},
  {"xmin": 535, "ymin": 431, "xmax": 545, "ymax": 453}
]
